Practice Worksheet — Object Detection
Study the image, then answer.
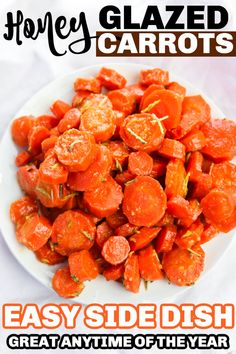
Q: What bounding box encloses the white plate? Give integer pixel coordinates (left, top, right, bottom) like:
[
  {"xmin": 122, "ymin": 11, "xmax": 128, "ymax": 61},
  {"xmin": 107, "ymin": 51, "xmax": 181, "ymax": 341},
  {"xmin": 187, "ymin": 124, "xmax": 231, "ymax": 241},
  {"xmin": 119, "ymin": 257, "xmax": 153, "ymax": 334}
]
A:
[{"xmin": 0, "ymin": 63, "xmax": 234, "ymax": 304}]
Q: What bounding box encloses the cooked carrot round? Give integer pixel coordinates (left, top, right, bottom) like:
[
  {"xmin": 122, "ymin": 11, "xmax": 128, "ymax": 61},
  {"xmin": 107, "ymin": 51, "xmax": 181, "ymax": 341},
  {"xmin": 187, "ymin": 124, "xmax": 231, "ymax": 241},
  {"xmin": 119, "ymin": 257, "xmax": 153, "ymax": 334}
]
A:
[
  {"xmin": 50, "ymin": 100, "xmax": 71, "ymax": 119},
  {"xmin": 68, "ymin": 250, "xmax": 99, "ymax": 281},
  {"xmin": 84, "ymin": 176, "xmax": 123, "ymax": 218},
  {"xmin": 158, "ymin": 138, "xmax": 185, "ymax": 160},
  {"xmin": 138, "ymin": 245, "xmax": 163, "ymax": 281},
  {"xmin": 68, "ymin": 145, "xmax": 112, "ymax": 192},
  {"xmin": 52, "ymin": 210, "xmax": 95, "ymax": 256},
  {"xmin": 58, "ymin": 108, "xmax": 81, "ymax": 133},
  {"xmin": 41, "ymin": 136, "xmax": 58, "ymax": 154},
  {"xmin": 211, "ymin": 161, "xmax": 236, "ymax": 192},
  {"xmin": 123, "ymin": 253, "xmax": 140, "ymax": 293},
  {"xmin": 11, "ymin": 116, "xmax": 34, "ymax": 147},
  {"xmin": 17, "ymin": 165, "xmax": 39, "ymax": 198},
  {"xmin": 162, "ymin": 245, "xmax": 205, "ymax": 286},
  {"xmin": 123, "ymin": 176, "xmax": 166, "ymax": 227},
  {"xmin": 10, "ymin": 196, "xmax": 38, "ymax": 224},
  {"xmin": 120, "ymin": 113, "xmax": 165, "ymax": 152},
  {"xmin": 97, "ymin": 67, "xmax": 127, "ymax": 90},
  {"xmin": 106, "ymin": 209, "xmax": 128, "ymax": 229},
  {"xmin": 129, "ymin": 227, "xmax": 161, "ymax": 251},
  {"xmin": 15, "ymin": 151, "xmax": 31, "ymax": 167},
  {"xmin": 38, "ymin": 153, "xmax": 68, "ymax": 184},
  {"xmin": 80, "ymin": 108, "xmax": 115, "ymax": 142},
  {"xmin": 107, "ymin": 88, "xmax": 136, "ymax": 116},
  {"xmin": 52, "ymin": 267, "xmax": 84, "ymax": 298},
  {"xmin": 103, "ymin": 263, "xmax": 124, "ymax": 281},
  {"xmin": 79, "ymin": 93, "xmax": 112, "ymax": 112},
  {"xmin": 74, "ymin": 77, "xmax": 101, "ymax": 93},
  {"xmin": 35, "ymin": 242, "xmax": 66, "ymax": 265},
  {"xmin": 201, "ymin": 189, "xmax": 235, "ymax": 232},
  {"xmin": 102, "ymin": 236, "xmax": 130, "ymax": 265},
  {"xmin": 16, "ymin": 213, "xmax": 52, "ymax": 251},
  {"xmin": 96, "ymin": 221, "xmax": 114, "ymax": 248},
  {"xmin": 128, "ymin": 151, "xmax": 153, "ymax": 176},
  {"xmin": 140, "ymin": 89, "xmax": 182, "ymax": 130},
  {"xmin": 54, "ymin": 129, "xmax": 96, "ymax": 171},
  {"xmin": 28, "ymin": 125, "xmax": 50, "ymax": 154},
  {"xmin": 35, "ymin": 179, "xmax": 70, "ymax": 208},
  {"xmin": 201, "ymin": 119, "xmax": 236, "ymax": 162},
  {"xmin": 36, "ymin": 115, "xmax": 59, "ymax": 130},
  {"xmin": 140, "ymin": 68, "xmax": 169, "ymax": 86}
]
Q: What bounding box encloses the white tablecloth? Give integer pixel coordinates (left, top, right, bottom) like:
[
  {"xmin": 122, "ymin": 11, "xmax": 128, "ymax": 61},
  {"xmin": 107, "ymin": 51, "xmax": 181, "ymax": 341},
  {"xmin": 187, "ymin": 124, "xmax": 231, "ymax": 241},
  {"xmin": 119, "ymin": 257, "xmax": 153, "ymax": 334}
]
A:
[{"xmin": 0, "ymin": 0, "xmax": 236, "ymax": 353}]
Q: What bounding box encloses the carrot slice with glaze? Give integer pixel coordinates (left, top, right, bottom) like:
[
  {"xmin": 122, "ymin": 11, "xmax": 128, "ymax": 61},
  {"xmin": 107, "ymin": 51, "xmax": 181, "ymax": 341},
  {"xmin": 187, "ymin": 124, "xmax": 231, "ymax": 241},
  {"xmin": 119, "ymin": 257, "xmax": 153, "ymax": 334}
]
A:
[
  {"xmin": 138, "ymin": 245, "xmax": 163, "ymax": 281},
  {"xmin": 124, "ymin": 253, "xmax": 140, "ymax": 293},
  {"xmin": 11, "ymin": 116, "xmax": 34, "ymax": 147},
  {"xmin": 52, "ymin": 267, "xmax": 84, "ymax": 298},
  {"xmin": 102, "ymin": 236, "xmax": 130, "ymax": 265},
  {"xmin": 123, "ymin": 176, "xmax": 167, "ymax": 227},
  {"xmin": 129, "ymin": 227, "xmax": 161, "ymax": 251},
  {"xmin": 128, "ymin": 151, "xmax": 153, "ymax": 176},
  {"xmin": 69, "ymin": 250, "xmax": 99, "ymax": 281},
  {"xmin": 84, "ymin": 176, "xmax": 123, "ymax": 218},
  {"xmin": 97, "ymin": 67, "xmax": 127, "ymax": 90}
]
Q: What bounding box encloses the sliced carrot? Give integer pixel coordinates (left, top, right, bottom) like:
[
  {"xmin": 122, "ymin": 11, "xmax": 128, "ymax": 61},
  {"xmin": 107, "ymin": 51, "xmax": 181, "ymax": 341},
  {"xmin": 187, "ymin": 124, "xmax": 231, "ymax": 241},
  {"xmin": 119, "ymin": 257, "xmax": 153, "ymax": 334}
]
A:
[
  {"xmin": 57, "ymin": 108, "xmax": 81, "ymax": 133},
  {"xmin": 50, "ymin": 126, "xmax": 60, "ymax": 137},
  {"xmin": 28, "ymin": 125, "xmax": 50, "ymax": 154},
  {"xmin": 115, "ymin": 223, "xmax": 139, "ymax": 237},
  {"xmin": 140, "ymin": 68, "xmax": 169, "ymax": 86},
  {"xmin": 165, "ymin": 159, "xmax": 187, "ymax": 199},
  {"xmin": 52, "ymin": 267, "xmax": 84, "ymax": 298},
  {"xmin": 36, "ymin": 179, "xmax": 71, "ymax": 208},
  {"xmin": 38, "ymin": 153, "xmax": 68, "ymax": 184},
  {"xmin": 36, "ymin": 115, "xmax": 59, "ymax": 130},
  {"xmin": 125, "ymin": 83, "xmax": 145, "ymax": 103},
  {"xmin": 107, "ymin": 88, "xmax": 136, "ymax": 116},
  {"xmin": 200, "ymin": 224, "xmax": 218, "ymax": 244},
  {"xmin": 187, "ymin": 151, "xmax": 203, "ymax": 182},
  {"xmin": 180, "ymin": 130, "xmax": 206, "ymax": 152},
  {"xmin": 11, "ymin": 116, "xmax": 34, "ymax": 147},
  {"xmin": 17, "ymin": 165, "xmax": 39, "ymax": 198},
  {"xmin": 54, "ymin": 129, "xmax": 96, "ymax": 171},
  {"xmin": 123, "ymin": 176, "xmax": 167, "ymax": 227},
  {"xmin": 162, "ymin": 245, "xmax": 205, "ymax": 286},
  {"xmin": 84, "ymin": 176, "xmax": 123, "ymax": 218},
  {"xmin": 16, "ymin": 213, "xmax": 52, "ymax": 251},
  {"xmin": 175, "ymin": 218, "xmax": 204, "ymax": 249},
  {"xmin": 167, "ymin": 82, "xmax": 186, "ymax": 97},
  {"xmin": 155, "ymin": 225, "xmax": 177, "ymax": 253},
  {"xmin": 74, "ymin": 77, "xmax": 101, "ymax": 93},
  {"xmin": 10, "ymin": 196, "xmax": 38, "ymax": 224},
  {"xmin": 129, "ymin": 227, "xmax": 161, "ymax": 251},
  {"xmin": 123, "ymin": 253, "xmax": 140, "ymax": 293},
  {"xmin": 158, "ymin": 138, "xmax": 185, "ymax": 160},
  {"xmin": 191, "ymin": 173, "xmax": 213, "ymax": 199},
  {"xmin": 150, "ymin": 158, "xmax": 167, "ymax": 178},
  {"xmin": 102, "ymin": 236, "xmax": 130, "ymax": 265},
  {"xmin": 201, "ymin": 189, "xmax": 236, "ymax": 232},
  {"xmin": 35, "ymin": 241, "xmax": 66, "ymax": 265},
  {"xmin": 15, "ymin": 151, "xmax": 31, "ymax": 167},
  {"xmin": 201, "ymin": 119, "xmax": 236, "ymax": 162},
  {"xmin": 68, "ymin": 145, "xmax": 112, "ymax": 192},
  {"xmin": 69, "ymin": 250, "xmax": 99, "ymax": 281},
  {"xmin": 96, "ymin": 221, "xmax": 114, "ymax": 248},
  {"xmin": 138, "ymin": 245, "xmax": 163, "ymax": 281},
  {"xmin": 106, "ymin": 209, "xmax": 128, "ymax": 229},
  {"xmin": 171, "ymin": 95, "xmax": 211, "ymax": 139},
  {"xmin": 120, "ymin": 113, "xmax": 165, "ymax": 152},
  {"xmin": 103, "ymin": 263, "xmax": 124, "ymax": 281},
  {"xmin": 41, "ymin": 136, "xmax": 58, "ymax": 154},
  {"xmin": 52, "ymin": 210, "xmax": 95, "ymax": 256},
  {"xmin": 97, "ymin": 67, "xmax": 127, "ymax": 90},
  {"xmin": 128, "ymin": 151, "xmax": 153, "ymax": 176},
  {"xmin": 156, "ymin": 212, "xmax": 174, "ymax": 227},
  {"xmin": 72, "ymin": 91, "xmax": 91, "ymax": 108},
  {"xmin": 140, "ymin": 89, "xmax": 182, "ymax": 130},
  {"xmin": 106, "ymin": 140, "xmax": 130, "ymax": 171},
  {"xmin": 80, "ymin": 108, "xmax": 115, "ymax": 142},
  {"xmin": 50, "ymin": 100, "xmax": 71, "ymax": 119},
  {"xmin": 115, "ymin": 170, "xmax": 135, "ymax": 187},
  {"xmin": 211, "ymin": 161, "xmax": 236, "ymax": 192},
  {"xmin": 79, "ymin": 93, "xmax": 112, "ymax": 112}
]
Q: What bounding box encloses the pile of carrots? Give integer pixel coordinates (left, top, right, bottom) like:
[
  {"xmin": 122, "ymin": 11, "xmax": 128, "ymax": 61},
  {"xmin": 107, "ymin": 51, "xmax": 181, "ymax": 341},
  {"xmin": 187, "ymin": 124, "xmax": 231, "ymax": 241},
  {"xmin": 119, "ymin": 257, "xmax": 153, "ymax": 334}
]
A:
[{"xmin": 10, "ymin": 66, "xmax": 236, "ymax": 297}]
